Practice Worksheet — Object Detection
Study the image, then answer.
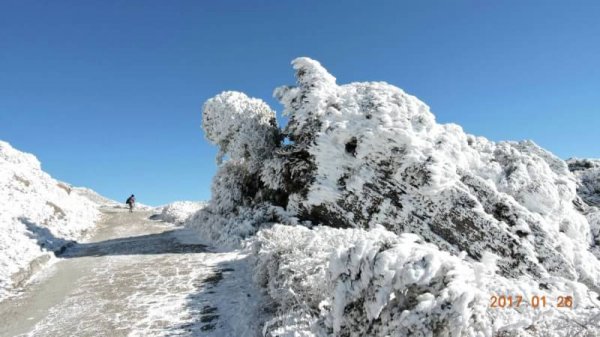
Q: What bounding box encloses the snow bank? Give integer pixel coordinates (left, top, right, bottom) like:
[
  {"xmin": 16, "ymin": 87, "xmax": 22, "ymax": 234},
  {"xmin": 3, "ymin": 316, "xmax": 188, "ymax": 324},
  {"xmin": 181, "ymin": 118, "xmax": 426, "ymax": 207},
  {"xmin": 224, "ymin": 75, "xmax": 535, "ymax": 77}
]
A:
[
  {"xmin": 153, "ymin": 201, "xmax": 207, "ymax": 224},
  {"xmin": 251, "ymin": 225, "xmax": 600, "ymax": 337},
  {"xmin": 189, "ymin": 57, "xmax": 600, "ymax": 335},
  {"xmin": 186, "ymin": 203, "xmax": 297, "ymax": 248},
  {"xmin": 0, "ymin": 141, "xmax": 101, "ymax": 300}
]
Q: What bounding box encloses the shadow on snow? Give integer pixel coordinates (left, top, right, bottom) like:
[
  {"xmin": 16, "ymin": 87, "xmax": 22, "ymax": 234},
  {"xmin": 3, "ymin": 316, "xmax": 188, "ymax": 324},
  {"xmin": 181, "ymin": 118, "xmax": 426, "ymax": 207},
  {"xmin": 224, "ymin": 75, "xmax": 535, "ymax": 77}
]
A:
[{"xmin": 20, "ymin": 217, "xmax": 208, "ymax": 258}]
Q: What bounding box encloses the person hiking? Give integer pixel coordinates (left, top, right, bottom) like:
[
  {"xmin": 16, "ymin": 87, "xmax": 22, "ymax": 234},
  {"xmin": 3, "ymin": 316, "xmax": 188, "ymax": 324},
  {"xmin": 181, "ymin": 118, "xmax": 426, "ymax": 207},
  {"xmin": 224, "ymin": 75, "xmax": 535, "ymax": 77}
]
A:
[{"xmin": 126, "ymin": 194, "xmax": 136, "ymax": 212}]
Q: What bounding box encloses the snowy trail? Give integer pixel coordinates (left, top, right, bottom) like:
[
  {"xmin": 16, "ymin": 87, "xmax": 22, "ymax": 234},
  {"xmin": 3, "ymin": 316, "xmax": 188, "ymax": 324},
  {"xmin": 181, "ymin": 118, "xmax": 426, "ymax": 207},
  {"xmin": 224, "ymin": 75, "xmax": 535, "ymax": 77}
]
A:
[{"xmin": 0, "ymin": 208, "xmax": 264, "ymax": 337}]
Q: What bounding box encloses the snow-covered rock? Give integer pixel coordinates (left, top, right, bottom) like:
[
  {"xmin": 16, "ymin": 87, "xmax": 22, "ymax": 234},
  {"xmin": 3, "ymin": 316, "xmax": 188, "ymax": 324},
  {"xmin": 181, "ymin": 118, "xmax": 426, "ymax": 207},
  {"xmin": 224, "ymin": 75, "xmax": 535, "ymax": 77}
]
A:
[
  {"xmin": 0, "ymin": 141, "xmax": 102, "ymax": 301},
  {"xmin": 153, "ymin": 201, "xmax": 207, "ymax": 224},
  {"xmin": 189, "ymin": 57, "xmax": 600, "ymax": 336},
  {"xmin": 568, "ymin": 158, "xmax": 600, "ymax": 207},
  {"xmin": 568, "ymin": 158, "xmax": 600, "ymax": 259},
  {"xmin": 268, "ymin": 58, "xmax": 599, "ymax": 286}
]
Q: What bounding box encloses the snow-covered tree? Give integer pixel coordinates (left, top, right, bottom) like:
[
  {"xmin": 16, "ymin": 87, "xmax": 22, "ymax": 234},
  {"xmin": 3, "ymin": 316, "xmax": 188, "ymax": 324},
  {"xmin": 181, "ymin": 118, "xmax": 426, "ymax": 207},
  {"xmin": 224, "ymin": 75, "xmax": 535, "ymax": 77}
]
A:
[
  {"xmin": 202, "ymin": 91, "xmax": 279, "ymax": 173},
  {"xmin": 188, "ymin": 91, "xmax": 289, "ymax": 246},
  {"xmin": 201, "ymin": 91, "xmax": 284, "ymax": 210}
]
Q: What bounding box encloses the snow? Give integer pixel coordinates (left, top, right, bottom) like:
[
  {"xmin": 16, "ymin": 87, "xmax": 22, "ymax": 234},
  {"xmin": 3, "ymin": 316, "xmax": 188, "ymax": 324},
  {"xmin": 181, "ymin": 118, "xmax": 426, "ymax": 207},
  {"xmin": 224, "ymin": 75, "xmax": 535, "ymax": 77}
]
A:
[
  {"xmin": 188, "ymin": 57, "xmax": 600, "ymax": 336},
  {"xmin": 0, "ymin": 141, "xmax": 103, "ymax": 301},
  {"xmin": 153, "ymin": 201, "xmax": 207, "ymax": 224}
]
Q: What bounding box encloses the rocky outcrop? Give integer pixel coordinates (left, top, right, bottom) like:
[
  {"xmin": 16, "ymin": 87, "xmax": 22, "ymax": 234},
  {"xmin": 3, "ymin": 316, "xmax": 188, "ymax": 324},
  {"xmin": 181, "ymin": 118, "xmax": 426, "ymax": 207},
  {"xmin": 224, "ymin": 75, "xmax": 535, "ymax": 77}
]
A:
[
  {"xmin": 194, "ymin": 58, "xmax": 599, "ymax": 286},
  {"xmin": 188, "ymin": 58, "xmax": 600, "ymax": 336}
]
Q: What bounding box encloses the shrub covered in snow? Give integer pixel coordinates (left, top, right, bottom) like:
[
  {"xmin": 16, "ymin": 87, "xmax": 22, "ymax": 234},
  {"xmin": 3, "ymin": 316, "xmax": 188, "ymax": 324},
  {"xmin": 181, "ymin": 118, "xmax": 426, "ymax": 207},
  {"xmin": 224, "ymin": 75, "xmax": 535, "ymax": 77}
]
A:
[
  {"xmin": 0, "ymin": 141, "xmax": 101, "ymax": 300},
  {"xmin": 188, "ymin": 57, "xmax": 600, "ymax": 335},
  {"xmin": 251, "ymin": 225, "xmax": 600, "ymax": 337}
]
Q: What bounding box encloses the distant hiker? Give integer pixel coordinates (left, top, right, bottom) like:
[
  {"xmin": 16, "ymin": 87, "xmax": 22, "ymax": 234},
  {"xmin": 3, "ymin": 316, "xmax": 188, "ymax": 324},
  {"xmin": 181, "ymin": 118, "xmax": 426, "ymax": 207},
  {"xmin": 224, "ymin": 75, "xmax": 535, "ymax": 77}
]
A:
[{"xmin": 126, "ymin": 194, "xmax": 136, "ymax": 212}]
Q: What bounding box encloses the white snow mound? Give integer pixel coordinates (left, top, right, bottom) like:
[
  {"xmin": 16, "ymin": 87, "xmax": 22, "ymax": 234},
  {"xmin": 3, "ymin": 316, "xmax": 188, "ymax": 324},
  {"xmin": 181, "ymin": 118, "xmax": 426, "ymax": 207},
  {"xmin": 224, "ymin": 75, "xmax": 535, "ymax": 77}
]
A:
[
  {"xmin": 154, "ymin": 201, "xmax": 207, "ymax": 224},
  {"xmin": 0, "ymin": 141, "xmax": 101, "ymax": 301}
]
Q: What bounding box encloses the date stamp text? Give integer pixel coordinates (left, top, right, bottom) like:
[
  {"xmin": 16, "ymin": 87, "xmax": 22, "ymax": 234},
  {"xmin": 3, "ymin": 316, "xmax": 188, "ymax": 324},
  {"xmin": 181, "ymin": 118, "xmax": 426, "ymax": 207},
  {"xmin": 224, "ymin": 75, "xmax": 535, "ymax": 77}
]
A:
[{"xmin": 489, "ymin": 295, "xmax": 573, "ymax": 309}]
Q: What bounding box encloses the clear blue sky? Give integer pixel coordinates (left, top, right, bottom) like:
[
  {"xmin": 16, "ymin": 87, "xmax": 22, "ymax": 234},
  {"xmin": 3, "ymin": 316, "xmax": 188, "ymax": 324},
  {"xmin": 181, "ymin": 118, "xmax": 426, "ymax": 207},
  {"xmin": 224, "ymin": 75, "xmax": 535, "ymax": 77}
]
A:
[{"xmin": 1, "ymin": 1, "xmax": 599, "ymax": 206}]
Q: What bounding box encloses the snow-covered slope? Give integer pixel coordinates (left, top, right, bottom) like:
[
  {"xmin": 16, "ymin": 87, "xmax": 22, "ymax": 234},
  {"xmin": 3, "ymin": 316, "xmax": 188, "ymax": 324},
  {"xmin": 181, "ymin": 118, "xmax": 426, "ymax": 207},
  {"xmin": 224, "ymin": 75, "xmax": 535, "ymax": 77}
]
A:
[
  {"xmin": 71, "ymin": 186, "xmax": 120, "ymax": 208},
  {"xmin": 188, "ymin": 58, "xmax": 600, "ymax": 336},
  {"xmin": 0, "ymin": 141, "xmax": 103, "ymax": 301}
]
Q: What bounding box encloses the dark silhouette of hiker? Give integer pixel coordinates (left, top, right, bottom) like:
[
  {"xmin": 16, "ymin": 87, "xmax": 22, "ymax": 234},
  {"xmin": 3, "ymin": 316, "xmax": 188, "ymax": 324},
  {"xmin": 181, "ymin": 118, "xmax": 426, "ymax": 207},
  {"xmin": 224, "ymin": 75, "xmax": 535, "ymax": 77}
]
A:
[{"xmin": 126, "ymin": 194, "xmax": 136, "ymax": 213}]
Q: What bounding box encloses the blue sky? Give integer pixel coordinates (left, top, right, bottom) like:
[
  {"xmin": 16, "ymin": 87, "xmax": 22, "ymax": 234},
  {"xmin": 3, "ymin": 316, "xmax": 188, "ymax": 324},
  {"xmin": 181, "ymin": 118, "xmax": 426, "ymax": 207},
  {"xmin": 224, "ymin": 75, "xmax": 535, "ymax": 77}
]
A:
[{"xmin": 1, "ymin": 1, "xmax": 599, "ymax": 206}]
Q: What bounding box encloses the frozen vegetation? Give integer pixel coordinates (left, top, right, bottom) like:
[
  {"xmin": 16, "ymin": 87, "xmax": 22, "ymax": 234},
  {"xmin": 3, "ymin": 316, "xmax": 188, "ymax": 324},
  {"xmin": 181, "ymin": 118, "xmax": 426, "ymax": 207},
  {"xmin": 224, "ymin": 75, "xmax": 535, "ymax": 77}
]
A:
[
  {"xmin": 0, "ymin": 141, "xmax": 106, "ymax": 301},
  {"xmin": 187, "ymin": 58, "xmax": 600, "ymax": 336}
]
